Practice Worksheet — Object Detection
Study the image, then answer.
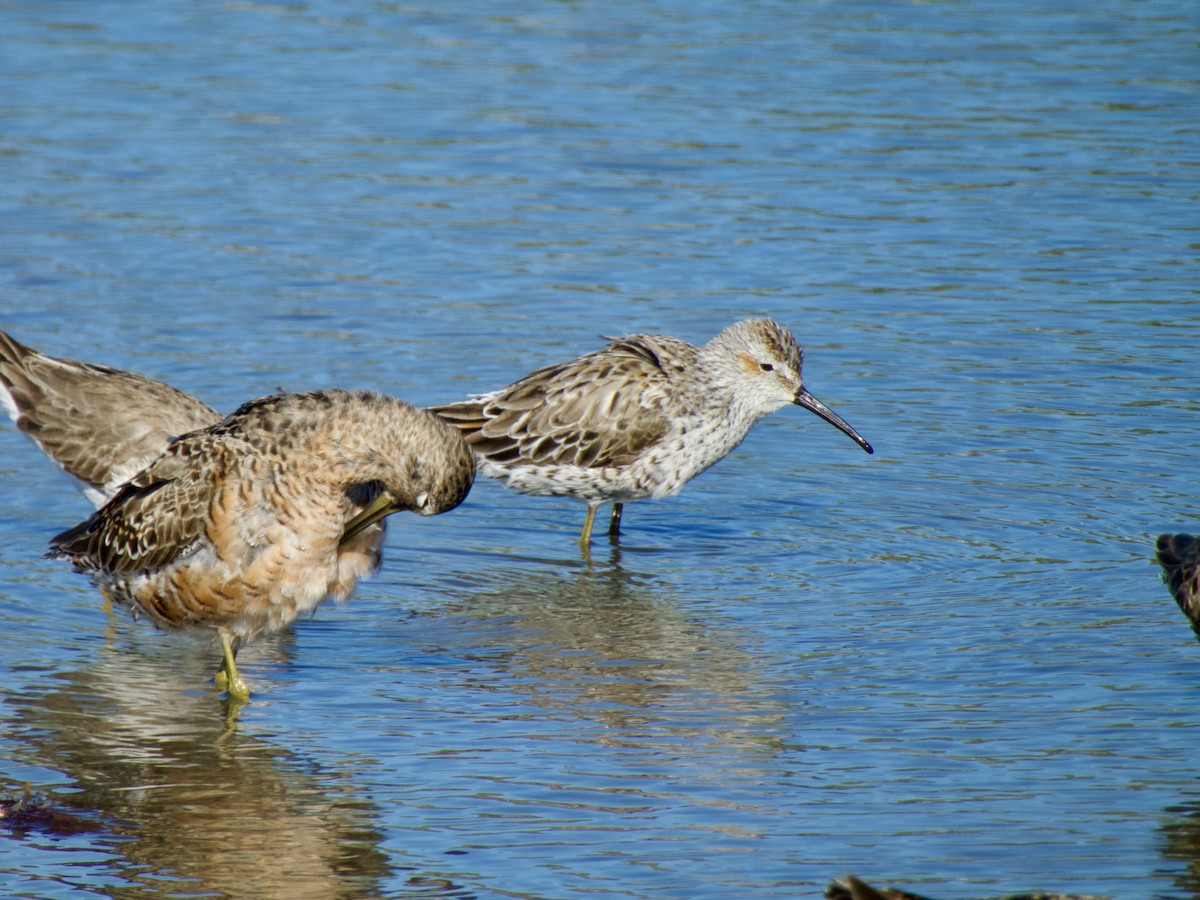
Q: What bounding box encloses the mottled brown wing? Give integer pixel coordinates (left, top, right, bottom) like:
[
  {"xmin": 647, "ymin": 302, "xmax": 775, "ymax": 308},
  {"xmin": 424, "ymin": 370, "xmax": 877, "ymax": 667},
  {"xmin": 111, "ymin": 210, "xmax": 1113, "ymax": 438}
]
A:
[
  {"xmin": 433, "ymin": 336, "xmax": 680, "ymax": 470},
  {"xmin": 1156, "ymin": 533, "xmax": 1200, "ymax": 637},
  {"xmin": 48, "ymin": 435, "xmax": 229, "ymax": 574},
  {"xmin": 824, "ymin": 875, "xmax": 926, "ymax": 900},
  {"xmin": 0, "ymin": 331, "xmax": 219, "ymax": 500}
]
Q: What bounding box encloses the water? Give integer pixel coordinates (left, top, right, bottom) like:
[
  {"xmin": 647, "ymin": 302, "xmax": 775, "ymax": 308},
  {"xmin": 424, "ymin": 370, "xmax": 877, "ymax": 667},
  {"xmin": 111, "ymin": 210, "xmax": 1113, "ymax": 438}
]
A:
[{"xmin": 0, "ymin": 0, "xmax": 1197, "ymax": 897}]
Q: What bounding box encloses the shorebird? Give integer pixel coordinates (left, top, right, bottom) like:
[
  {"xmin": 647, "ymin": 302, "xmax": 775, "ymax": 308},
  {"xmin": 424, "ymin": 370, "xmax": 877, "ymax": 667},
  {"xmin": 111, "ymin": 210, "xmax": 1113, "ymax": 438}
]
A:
[
  {"xmin": 1154, "ymin": 533, "xmax": 1200, "ymax": 638},
  {"xmin": 431, "ymin": 318, "xmax": 873, "ymax": 548},
  {"xmin": 825, "ymin": 874, "xmax": 1104, "ymax": 900},
  {"xmin": 1, "ymin": 334, "xmax": 474, "ymax": 698}
]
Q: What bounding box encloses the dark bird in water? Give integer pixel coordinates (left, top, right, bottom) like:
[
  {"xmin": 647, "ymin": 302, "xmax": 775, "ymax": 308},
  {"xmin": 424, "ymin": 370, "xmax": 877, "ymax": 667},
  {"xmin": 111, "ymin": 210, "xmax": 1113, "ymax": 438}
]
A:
[
  {"xmin": 826, "ymin": 873, "xmax": 1107, "ymax": 900},
  {"xmin": 1155, "ymin": 532, "xmax": 1200, "ymax": 638}
]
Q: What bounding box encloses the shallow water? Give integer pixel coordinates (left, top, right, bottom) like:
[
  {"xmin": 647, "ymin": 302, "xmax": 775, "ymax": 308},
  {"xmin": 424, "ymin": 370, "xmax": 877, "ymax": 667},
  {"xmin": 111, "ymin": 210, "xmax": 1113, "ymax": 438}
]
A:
[{"xmin": 1, "ymin": 1, "xmax": 1198, "ymax": 897}]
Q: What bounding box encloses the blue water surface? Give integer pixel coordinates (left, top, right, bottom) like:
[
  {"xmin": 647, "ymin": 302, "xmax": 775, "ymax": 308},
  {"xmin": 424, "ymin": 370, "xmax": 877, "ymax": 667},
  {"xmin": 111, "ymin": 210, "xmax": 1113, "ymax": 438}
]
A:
[{"xmin": 0, "ymin": 1, "xmax": 1197, "ymax": 897}]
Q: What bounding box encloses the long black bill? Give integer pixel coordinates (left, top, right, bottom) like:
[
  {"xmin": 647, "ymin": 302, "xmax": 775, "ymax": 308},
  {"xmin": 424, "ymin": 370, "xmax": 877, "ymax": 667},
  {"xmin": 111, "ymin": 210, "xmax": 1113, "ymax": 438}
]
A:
[
  {"xmin": 341, "ymin": 491, "xmax": 400, "ymax": 544},
  {"xmin": 794, "ymin": 388, "xmax": 874, "ymax": 455}
]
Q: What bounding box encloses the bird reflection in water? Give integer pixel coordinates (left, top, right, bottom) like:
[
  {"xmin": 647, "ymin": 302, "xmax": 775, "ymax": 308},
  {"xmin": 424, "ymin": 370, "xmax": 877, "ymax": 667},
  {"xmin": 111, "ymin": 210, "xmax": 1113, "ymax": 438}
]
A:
[
  {"xmin": 1159, "ymin": 790, "xmax": 1200, "ymax": 898},
  {"xmin": 2, "ymin": 645, "xmax": 472, "ymax": 899},
  {"xmin": 428, "ymin": 549, "xmax": 793, "ymax": 756}
]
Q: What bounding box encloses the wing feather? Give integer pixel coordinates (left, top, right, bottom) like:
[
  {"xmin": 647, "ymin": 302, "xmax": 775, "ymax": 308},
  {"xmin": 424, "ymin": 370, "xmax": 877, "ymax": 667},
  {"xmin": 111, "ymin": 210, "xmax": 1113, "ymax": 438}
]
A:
[
  {"xmin": 431, "ymin": 335, "xmax": 692, "ymax": 470},
  {"xmin": 0, "ymin": 331, "xmax": 219, "ymax": 501},
  {"xmin": 48, "ymin": 435, "xmax": 229, "ymax": 574},
  {"xmin": 1157, "ymin": 533, "xmax": 1200, "ymax": 637}
]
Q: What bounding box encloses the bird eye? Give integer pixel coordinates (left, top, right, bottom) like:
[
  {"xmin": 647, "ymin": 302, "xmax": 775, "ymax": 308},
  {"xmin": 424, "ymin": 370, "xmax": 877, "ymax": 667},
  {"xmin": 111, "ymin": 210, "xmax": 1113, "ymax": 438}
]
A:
[{"xmin": 759, "ymin": 362, "xmax": 774, "ymax": 373}]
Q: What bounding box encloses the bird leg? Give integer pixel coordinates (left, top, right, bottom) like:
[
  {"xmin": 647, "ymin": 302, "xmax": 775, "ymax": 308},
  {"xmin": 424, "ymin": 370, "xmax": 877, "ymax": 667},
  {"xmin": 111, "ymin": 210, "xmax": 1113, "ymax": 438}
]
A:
[
  {"xmin": 214, "ymin": 629, "xmax": 250, "ymax": 700},
  {"xmin": 579, "ymin": 505, "xmax": 598, "ymax": 548},
  {"xmin": 607, "ymin": 502, "xmax": 623, "ymax": 541}
]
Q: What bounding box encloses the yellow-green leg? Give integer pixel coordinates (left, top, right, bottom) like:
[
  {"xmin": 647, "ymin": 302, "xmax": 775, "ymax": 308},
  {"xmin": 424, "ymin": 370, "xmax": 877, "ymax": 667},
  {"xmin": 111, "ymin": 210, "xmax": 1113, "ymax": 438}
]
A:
[
  {"xmin": 214, "ymin": 630, "xmax": 250, "ymax": 700},
  {"xmin": 579, "ymin": 505, "xmax": 598, "ymax": 549}
]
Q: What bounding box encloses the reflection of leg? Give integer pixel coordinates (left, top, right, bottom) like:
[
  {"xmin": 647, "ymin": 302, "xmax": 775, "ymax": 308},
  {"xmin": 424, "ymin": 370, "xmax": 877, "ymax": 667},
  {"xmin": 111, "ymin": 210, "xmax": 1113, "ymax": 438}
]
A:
[
  {"xmin": 214, "ymin": 629, "xmax": 250, "ymax": 699},
  {"xmin": 607, "ymin": 502, "xmax": 623, "ymax": 541},
  {"xmin": 579, "ymin": 504, "xmax": 598, "ymax": 549}
]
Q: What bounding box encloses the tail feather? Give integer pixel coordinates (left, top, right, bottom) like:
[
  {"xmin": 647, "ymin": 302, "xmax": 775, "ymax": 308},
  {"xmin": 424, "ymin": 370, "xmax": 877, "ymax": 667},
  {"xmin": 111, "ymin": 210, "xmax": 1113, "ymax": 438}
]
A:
[{"xmin": 428, "ymin": 400, "xmax": 486, "ymax": 438}]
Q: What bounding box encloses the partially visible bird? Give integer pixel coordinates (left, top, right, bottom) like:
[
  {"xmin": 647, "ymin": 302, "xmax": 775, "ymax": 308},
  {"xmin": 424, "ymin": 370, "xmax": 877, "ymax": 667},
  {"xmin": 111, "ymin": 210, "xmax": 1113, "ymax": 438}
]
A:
[
  {"xmin": 825, "ymin": 874, "xmax": 1106, "ymax": 900},
  {"xmin": 44, "ymin": 389, "xmax": 475, "ymax": 698},
  {"xmin": 0, "ymin": 333, "xmax": 475, "ymax": 697},
  {"xmin": 431, "ymin": 318, "xmax": 873, "ymax": 548},
  {"xmin": 0, "ymin": 330, "xmax": 220, "ymax": 507},
  {"xmin": 1154, "ymin": 533, "xmax": 1200, "ymax": 638}
]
